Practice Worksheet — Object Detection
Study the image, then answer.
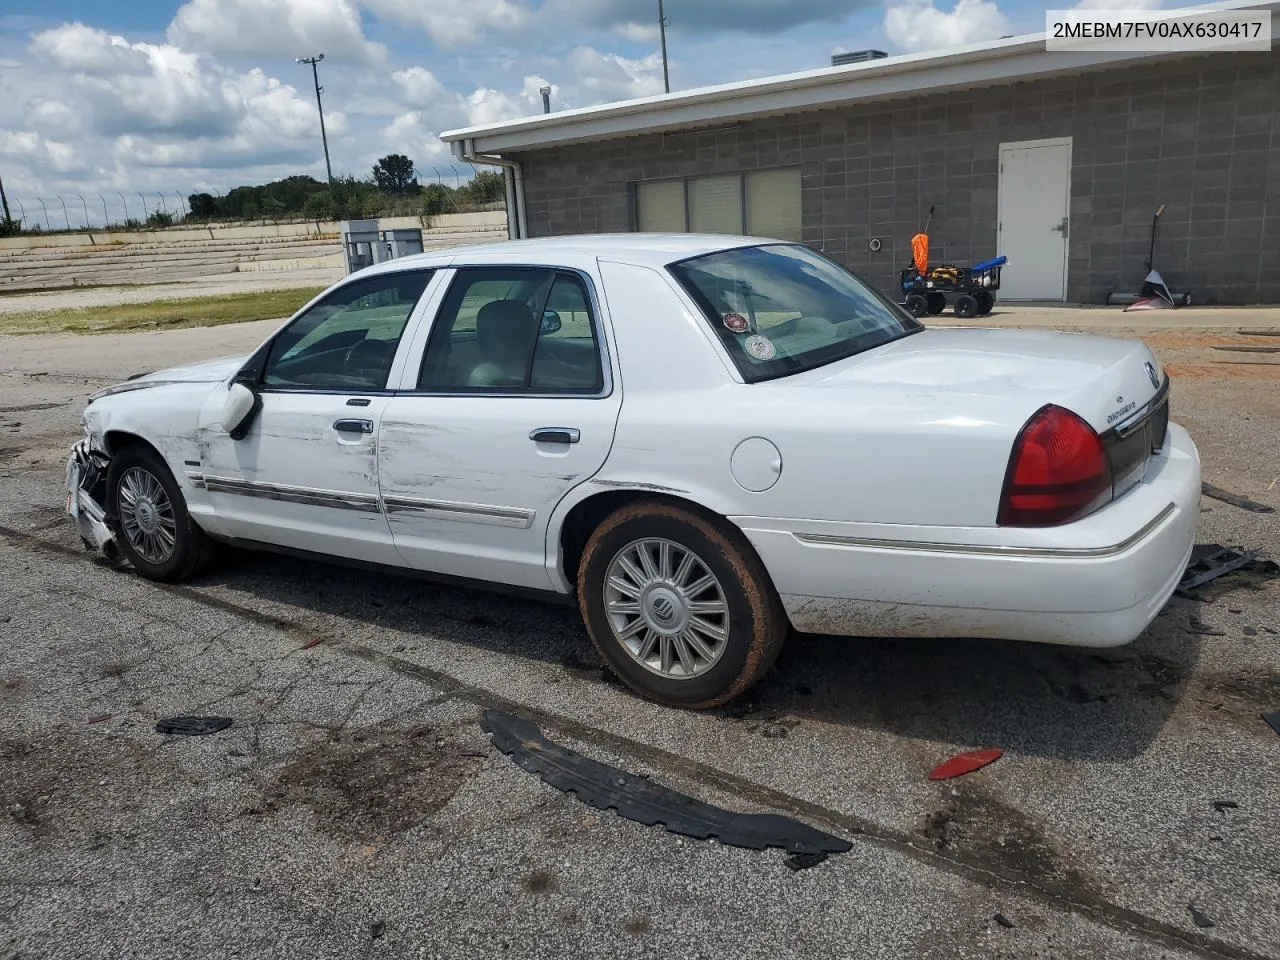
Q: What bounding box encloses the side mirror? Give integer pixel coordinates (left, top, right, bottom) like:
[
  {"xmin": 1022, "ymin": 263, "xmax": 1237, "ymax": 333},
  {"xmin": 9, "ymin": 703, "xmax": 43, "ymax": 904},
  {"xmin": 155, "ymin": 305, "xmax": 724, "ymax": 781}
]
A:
[
  {"xmin": 221, "ymin": 382, "xmax": 258, "ymax": 439},
  {"xmin": 541, "ymin": 310, "xmax": 562, "ymax": 335}
]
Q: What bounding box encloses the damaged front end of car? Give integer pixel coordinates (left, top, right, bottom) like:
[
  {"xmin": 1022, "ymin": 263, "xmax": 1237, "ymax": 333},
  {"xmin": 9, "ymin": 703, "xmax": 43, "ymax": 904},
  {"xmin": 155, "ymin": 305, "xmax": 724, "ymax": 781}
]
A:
[{"xmin": 66, "ymin": 439, "xmax": 118, "ymax": 561}]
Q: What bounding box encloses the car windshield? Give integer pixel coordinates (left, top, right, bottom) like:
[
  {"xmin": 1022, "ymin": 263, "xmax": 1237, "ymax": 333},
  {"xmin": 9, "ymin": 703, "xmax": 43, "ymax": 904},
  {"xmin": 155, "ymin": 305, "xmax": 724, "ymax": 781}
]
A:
[{"xmin": 668, "ymin": 243, "xmax": 923, "ymax": 382}]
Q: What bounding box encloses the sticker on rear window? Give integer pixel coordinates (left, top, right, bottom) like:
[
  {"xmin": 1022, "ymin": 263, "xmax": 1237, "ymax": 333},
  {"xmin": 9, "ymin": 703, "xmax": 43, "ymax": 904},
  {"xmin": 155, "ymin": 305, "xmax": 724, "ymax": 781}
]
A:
[
  {"xmin": 744, "ymin": 334, "xmax": 777, "ymax": 361},
  {"xmin": 722, "ymin": 312, "xmax": 749, "ymax": 333}
]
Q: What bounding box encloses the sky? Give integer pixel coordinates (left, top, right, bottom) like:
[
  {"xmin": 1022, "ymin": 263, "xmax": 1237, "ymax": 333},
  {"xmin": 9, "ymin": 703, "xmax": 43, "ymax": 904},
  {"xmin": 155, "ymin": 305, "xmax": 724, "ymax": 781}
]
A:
[{"xmin": 0, "ymin": 0, "xmax": 1163, "ymax": 227}]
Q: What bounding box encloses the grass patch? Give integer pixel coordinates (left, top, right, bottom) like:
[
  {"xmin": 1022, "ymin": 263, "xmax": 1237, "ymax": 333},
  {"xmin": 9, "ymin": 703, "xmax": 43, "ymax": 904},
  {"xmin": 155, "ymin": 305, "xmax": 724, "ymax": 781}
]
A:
[{"xmin": 0, "ymin": 287, "xmax": 326, "ymax": 336}]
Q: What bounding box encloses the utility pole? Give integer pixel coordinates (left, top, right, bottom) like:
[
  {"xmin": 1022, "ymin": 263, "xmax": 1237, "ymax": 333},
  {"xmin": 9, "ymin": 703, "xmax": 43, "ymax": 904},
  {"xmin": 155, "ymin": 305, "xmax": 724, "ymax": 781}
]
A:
[
  {"xmin": 658, "ymin": 0, "xmax": 670, "ymax": 93},
  {"xmin": 296, "ymin": 54, "xmax": 333, "ymax": 184},
  {"xmin": 0, "ymin": 171, "xmax": 12, "ymax": 230}
]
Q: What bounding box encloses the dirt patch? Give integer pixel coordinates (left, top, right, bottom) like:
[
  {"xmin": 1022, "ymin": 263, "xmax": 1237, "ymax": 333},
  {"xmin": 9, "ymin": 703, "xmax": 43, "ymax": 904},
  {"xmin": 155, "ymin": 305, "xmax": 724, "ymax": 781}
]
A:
[
  {"xmin": 623, "ymin": 916, "xmax": 652, "ymax": 936},
  {"xmin": 1044, "ymin": 651, "xmax": 1187, "ymax": 705},
  {"xmin": 919, "ymin": 790, "xmax": 1092, "ymax": 891},
  {"xmin": 0, "ymin": 732, "xmax": 142, "ymax": 839},
  {"xmin": 521, "ymin": 869, "xmax": 559, "ymax": 894},
  {"xmin": 264, "ymin": 725, "xmax": 484, "ymax": 841},
  {"xmin": 1190, "ymin": 670, "xmax": 1280, "ymax": 734},
  {"xmin": 1165, "ymin": 363, "xmax": 1280, "ymax": 380}
]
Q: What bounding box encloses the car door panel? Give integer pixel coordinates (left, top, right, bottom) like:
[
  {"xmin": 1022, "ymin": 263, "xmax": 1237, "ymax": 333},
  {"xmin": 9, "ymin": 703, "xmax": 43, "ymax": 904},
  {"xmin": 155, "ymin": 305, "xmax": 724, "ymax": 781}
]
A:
[
  {"xmin": 378, "ymin": 265, "xmax": 622, "ymax": 590},
  {"xmin": 196, "ymin": 268, "xmax": 437, "ymax": 565},
  {"xmin": 197, "ymin": 391, "xmax": 396, "ymax": 563},
  {"xmin": 378, "ymin": 397, "xmax": 619, "ymax": 588}
]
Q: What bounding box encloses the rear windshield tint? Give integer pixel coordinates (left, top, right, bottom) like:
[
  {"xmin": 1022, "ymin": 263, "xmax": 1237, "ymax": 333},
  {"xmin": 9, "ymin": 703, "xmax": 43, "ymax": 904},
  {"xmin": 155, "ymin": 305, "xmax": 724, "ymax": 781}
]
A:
[{"xmin": 668, "ymin": 244, "xmax": 921, "ymax": 382}]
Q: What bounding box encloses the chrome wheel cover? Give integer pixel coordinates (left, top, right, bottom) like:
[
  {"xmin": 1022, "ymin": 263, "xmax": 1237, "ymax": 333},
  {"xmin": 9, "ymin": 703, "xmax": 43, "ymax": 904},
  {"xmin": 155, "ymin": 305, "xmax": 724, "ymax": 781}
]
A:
[
  {"xmin": 603, "ymin": 538, "xmax": 730, "ymax": 680},
  {"xmin": 117, "ymin": 467, "xmax": 178, "ymax": 564}
]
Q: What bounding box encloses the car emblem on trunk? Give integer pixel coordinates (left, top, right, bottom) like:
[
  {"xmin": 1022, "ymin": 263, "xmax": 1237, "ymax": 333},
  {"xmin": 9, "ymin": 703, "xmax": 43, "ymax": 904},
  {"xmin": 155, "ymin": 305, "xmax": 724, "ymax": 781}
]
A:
[{"xmin": 1144, "ymin": 361, "xmax": 1160, "ymax": 389}]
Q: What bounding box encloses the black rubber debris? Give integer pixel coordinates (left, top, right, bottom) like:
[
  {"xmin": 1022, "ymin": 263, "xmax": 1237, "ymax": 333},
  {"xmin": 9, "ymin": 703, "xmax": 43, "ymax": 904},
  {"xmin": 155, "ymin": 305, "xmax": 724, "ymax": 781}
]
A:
[
  {"xmin": 784, "ymin": 851, "xmax": 828, "ymax": 871},
  {"xmin": 370, "ymin": 921, "xmax": 386, "ymax": 939},
  {"xmin": 1263, "ymin": 712, "xmax": 1280, "ymax": 738},
  {"xmin": 481, "ymin": 709, "xmax": 851, "ymax": 855},
  {"xmin": 1185, "ymin": 617, "xmax": 1225, "ymax": 636},
  {"xmin": 1201, "ymin": 482, "xmax": 1274, "ymax": 514},
  {"xmin": 1176, "ymin": 545, "xmax": 1280, "ymax": 600},
  {"xmin": 1188, "ymin": 904, "xmax": 1216, "ymax": 929},
  {"xmin": 1213, "ymin": 800, "xmax": 1239, "ymax": 814},
  {"xmin": 994, "ymin": 913, "xmax": 1016, "ymax": 929},
  {"xmin": 154, "ymin": 716, "xmax": 233, "ymax": 736}
]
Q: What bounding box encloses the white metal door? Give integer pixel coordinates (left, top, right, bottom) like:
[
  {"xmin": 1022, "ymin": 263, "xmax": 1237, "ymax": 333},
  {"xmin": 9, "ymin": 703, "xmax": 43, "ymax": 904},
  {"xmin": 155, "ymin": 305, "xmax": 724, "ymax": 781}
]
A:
[
  {"xmin": 197, "ymin": 392, "xmax": 400, "ymax": 564},
  {"xmin": 997, "ymin": 138, "xmax": 1071, "ymax": 301},
  {"xmin": 377, "ymin": 395, "xmax": 621, "ymax": 589}
]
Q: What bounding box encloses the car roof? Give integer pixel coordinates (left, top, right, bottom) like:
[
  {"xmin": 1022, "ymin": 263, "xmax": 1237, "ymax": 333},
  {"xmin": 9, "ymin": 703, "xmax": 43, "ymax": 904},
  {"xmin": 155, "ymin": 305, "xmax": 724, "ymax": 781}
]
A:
[{"xmin": 358, "ymin": 233, "xmax": 779, "ymax": 278}]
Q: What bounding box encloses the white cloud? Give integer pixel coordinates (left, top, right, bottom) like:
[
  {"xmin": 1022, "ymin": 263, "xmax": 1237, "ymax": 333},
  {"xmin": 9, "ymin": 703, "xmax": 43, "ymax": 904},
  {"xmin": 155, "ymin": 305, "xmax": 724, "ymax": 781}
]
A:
[
  {"xmin": 168, "ymin": 0, "xmax": 386, "ymax": 62},
  {"xmin": 564, "ymin": 45, "xmax": 664, "ymax": 101},
  {"xmin": 360, "ymin": 0, "xmax": 529, "ymax": 47},
  {"xmin": 884, "ymin": 0, "xmax": 1010, "ymax": 51},
  {"xmin": 30, "ymin": 22, "xmax": 152, "ymax": 74}
]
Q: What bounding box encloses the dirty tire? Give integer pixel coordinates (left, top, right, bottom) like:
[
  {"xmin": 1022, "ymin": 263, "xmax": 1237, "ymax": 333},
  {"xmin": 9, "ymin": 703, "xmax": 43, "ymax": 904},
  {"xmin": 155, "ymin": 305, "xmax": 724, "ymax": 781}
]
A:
[
  {"xmin": 106, "ymin": 443, "xmax": 217, "ymax": 582},
  {"xmin": 976, "ymin": 291, "xmax": 995, "ymax": 315},
  {"xmin": 926, "ymin": 292, "xmax": 947, "ymax": 315},
  {"xmin": 904, "ymin": 294, "xmax": 929, "ymax": 318},
  {"xmin": 577, "ymin": 500, "xmax": 788, "ymax": 709}
]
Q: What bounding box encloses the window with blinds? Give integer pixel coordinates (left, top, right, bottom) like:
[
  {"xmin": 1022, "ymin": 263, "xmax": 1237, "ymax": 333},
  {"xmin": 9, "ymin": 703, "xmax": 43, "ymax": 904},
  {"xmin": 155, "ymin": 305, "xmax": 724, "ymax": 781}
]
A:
[
  {"xmin": 745, "ymin": 168, "xmax": 802, "ymax": 240},
  {"xmin": 632, "ymin": 168, "xmax": 801, "ymax": 240},
  {"xmin": 688, "ymin": 175, "xmax": 744, "ymax": 234},
  {"xmin": 636, "ymin": 179, "xmax": 686, "ymax": 232}
]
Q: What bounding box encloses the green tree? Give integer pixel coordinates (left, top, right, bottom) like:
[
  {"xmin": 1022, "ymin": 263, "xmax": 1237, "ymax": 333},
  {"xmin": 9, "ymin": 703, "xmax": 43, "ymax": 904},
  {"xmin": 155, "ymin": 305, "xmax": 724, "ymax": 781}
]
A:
[
  {"xmin": 372, "ymin": 154, "xmax": 418, "ymax": 195},
  {"xmin": 187, "ymin": 193, "xmax": 218, "ymax": 218},
  {"xmin": 469, "ymin": 169, "xmax": 505, "ymax": 203},
  {"xmin": 146, "ymin": 210, "xmax": 174, "ymax": 228},
  {"xmin": 419, "ymin": 182, "xmax": 455, "ymax": 216}
]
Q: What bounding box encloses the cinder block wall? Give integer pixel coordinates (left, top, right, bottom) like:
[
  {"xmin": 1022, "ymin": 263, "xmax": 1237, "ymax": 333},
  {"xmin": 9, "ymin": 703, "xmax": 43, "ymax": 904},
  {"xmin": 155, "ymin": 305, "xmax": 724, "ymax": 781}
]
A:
[{"xmin": 516, "ymin": 50, "xmax": 1280, "ymax": 305}]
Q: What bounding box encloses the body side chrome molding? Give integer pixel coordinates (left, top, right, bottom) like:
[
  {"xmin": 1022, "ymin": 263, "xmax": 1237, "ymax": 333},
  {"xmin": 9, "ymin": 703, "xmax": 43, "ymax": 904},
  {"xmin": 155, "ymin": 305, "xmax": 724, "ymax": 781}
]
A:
[
  {"xmin": 383, "ymin": 494, "xmax": 535, "ymax": 528},
  {"xmin": 194, "ymin": 474, "xmax": 381, "ymax": 514},
  {"xmin": 792, "ymin": 503, "xmax": 1176, "ymax": 559}
]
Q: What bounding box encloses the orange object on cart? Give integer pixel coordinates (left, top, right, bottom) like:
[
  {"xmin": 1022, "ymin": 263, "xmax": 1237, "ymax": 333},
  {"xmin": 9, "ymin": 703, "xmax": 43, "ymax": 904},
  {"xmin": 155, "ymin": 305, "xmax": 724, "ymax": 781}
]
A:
[{"xmin": 911, "ymin": 232, "xmax": 929, "ymax": 276}]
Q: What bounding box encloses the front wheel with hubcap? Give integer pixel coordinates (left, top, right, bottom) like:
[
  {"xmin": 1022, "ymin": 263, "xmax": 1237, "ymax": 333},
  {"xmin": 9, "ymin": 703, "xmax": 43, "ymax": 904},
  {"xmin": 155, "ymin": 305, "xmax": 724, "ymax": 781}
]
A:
[
  {"xmin": 578, "ymin": 501, "xmax": 788, "ymax": 708},
  {"xmin": 106, "ymin": 444, "xmax": 217, "ymax": 582}
]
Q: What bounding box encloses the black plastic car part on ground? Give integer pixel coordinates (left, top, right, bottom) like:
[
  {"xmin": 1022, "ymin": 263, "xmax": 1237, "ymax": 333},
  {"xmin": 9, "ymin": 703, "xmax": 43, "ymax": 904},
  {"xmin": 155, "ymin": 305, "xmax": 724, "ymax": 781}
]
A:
[
  {"xmin": 481, "ymin": 709, "xmax": 852, "ymax": 856},
  {"xmin": 154, "ymin": 716, "xmax": 233, "ymax": 736},
  {"xmin": 1176, "ymin": 545, "xmax": 1280, "ymax": 599}
]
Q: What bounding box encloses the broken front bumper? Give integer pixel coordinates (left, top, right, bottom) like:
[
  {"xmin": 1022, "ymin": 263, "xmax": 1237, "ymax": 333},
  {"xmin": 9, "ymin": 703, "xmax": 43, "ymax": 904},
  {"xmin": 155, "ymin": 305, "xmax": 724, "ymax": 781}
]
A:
[{"xmin": 66, "ymin": 440, "xmax": 117, "ymax": 559}]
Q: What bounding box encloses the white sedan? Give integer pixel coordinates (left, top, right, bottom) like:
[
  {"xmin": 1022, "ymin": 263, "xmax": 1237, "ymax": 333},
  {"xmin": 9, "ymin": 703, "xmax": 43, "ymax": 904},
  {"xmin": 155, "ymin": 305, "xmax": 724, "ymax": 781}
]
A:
[{"xmin": 67, "ymin": 235, "xmax": 1200, "ymax": 708}]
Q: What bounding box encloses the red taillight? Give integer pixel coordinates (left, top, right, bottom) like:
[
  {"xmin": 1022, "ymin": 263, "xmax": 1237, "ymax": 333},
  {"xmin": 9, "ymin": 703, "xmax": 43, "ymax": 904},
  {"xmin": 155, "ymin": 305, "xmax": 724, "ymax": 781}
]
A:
[{"xmin": 998, "ymin": 405, "xmax": 1112, "ymax": 527}]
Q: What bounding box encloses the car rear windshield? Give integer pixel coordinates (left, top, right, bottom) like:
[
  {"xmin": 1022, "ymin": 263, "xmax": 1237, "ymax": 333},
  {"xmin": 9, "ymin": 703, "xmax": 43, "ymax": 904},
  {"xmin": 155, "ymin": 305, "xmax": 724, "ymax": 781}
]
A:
[{"xmin": 669, "ymin": 243, "xmax": 922, "ymax": 382}]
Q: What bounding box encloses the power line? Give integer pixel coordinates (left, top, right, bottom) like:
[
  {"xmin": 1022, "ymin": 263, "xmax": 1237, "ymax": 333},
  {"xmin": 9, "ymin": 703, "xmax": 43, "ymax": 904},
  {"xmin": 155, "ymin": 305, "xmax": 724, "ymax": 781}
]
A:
[{"xmin": 296, "ymin": 54, "xmax": 334, "ymax": 184}]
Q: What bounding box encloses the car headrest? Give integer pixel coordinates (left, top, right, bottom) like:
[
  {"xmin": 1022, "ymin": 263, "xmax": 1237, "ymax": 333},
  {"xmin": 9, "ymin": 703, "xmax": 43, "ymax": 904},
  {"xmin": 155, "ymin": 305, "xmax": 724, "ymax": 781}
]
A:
[{"xmin": 476, "ymin": 300, "xmax": 538, "ymax": 360}]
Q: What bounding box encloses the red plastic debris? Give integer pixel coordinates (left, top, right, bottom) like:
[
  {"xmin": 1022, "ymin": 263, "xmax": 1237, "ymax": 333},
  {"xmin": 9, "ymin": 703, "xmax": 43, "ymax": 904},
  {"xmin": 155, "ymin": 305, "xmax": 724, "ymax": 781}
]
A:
[
  {"xmin": 300, "ymin": 638, "xmax": 324, "ymax": 650},
  {"xmin": 928, "ymin": 748, "xmax": 1003, "ymax": 780},
  {"xmin": 87, "ymin": 713, "xmax": 111, "ymax": 724}
]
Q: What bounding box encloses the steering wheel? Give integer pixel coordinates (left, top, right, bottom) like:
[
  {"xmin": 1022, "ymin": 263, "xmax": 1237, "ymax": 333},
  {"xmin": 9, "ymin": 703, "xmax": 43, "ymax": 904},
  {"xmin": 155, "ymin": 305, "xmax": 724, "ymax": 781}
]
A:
[{"xmin": 342, "ymin": 338, "xmax": 396, "ymax": 385}]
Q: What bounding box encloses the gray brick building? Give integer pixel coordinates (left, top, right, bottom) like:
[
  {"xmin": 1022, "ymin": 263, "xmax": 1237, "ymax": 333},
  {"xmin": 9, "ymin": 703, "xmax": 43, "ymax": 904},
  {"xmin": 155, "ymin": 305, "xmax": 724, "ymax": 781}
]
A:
[{"xmin": 444, "ymin": 15, "xmax": 1280, "ymax": 305}]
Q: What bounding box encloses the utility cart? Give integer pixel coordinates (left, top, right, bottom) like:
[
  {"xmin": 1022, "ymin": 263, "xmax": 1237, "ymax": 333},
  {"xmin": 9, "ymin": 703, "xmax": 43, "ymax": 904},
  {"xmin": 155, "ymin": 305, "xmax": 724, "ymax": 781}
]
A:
[{"xmin": 900, "ymin": 255, "xmax": 1007, "ymax": 318}]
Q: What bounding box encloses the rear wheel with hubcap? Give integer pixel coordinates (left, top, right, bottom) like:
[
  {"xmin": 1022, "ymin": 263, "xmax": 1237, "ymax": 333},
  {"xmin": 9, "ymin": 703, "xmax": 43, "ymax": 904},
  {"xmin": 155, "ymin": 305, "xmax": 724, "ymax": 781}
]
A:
[{"xmin": 578, "ymin": 501, "xmax": 787, "ymax": 708}]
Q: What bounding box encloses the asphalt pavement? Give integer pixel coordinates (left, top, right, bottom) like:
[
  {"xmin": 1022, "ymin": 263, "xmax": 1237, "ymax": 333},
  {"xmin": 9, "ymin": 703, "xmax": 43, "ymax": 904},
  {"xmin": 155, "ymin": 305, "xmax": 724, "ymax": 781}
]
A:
[{"xmin": 1, "ymin": 314, "xmax": 1277, "ymax": 960}]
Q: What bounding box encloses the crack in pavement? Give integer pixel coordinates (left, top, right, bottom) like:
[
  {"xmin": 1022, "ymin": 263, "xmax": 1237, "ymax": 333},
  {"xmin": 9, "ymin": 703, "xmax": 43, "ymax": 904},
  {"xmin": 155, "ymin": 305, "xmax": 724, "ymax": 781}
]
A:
[{"xmin": 0, "ymin": 521, "xmax": 1273, "ymax": 960}]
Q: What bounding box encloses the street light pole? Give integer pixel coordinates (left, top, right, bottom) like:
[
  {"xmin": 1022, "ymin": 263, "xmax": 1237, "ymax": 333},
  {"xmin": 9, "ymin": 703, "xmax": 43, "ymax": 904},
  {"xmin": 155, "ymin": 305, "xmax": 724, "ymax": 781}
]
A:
[
  {"xmin": 658, "ymin": 0, "xmax": 670, "ymax": 93},
  {"xmin": 96, "ymin": 193, "xmax": 108, "ymax": 227},
  {"xmin": 76, "ymin": 194, "xmax": 89, "ymax": 228},
  {"xmin": 296, "ymin": 54, "xmax": 333, "ymax": 184}
]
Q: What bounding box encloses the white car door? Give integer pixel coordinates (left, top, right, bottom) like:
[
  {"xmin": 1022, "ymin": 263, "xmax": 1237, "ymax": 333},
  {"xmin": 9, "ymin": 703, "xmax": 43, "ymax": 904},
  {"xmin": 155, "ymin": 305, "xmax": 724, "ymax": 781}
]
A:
[
  {"xmin": 378, "ymin": 265, "xmax": 622, "ymax": 590},
  {"xmin": 196, "ymin": 269, "xmax": 440, "ymax": 565}
]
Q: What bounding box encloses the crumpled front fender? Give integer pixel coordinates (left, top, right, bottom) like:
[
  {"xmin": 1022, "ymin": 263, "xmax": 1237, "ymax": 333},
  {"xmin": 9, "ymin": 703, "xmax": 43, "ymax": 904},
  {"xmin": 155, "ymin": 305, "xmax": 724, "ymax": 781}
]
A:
[{"xmin": 66, "ymin": 440, "xmax": 118, "ymax": 561}]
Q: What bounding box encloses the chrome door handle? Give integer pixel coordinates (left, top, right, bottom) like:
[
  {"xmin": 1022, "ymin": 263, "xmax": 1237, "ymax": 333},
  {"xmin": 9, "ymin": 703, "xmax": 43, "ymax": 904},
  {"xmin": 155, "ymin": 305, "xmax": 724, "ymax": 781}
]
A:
[
  {"xmin": 529, "ymin": 427, "xmax": 580, "ymax": 444},
  {"xmin": 333, "ymin": 418, "xmax": 374, "ymax": 434}
]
